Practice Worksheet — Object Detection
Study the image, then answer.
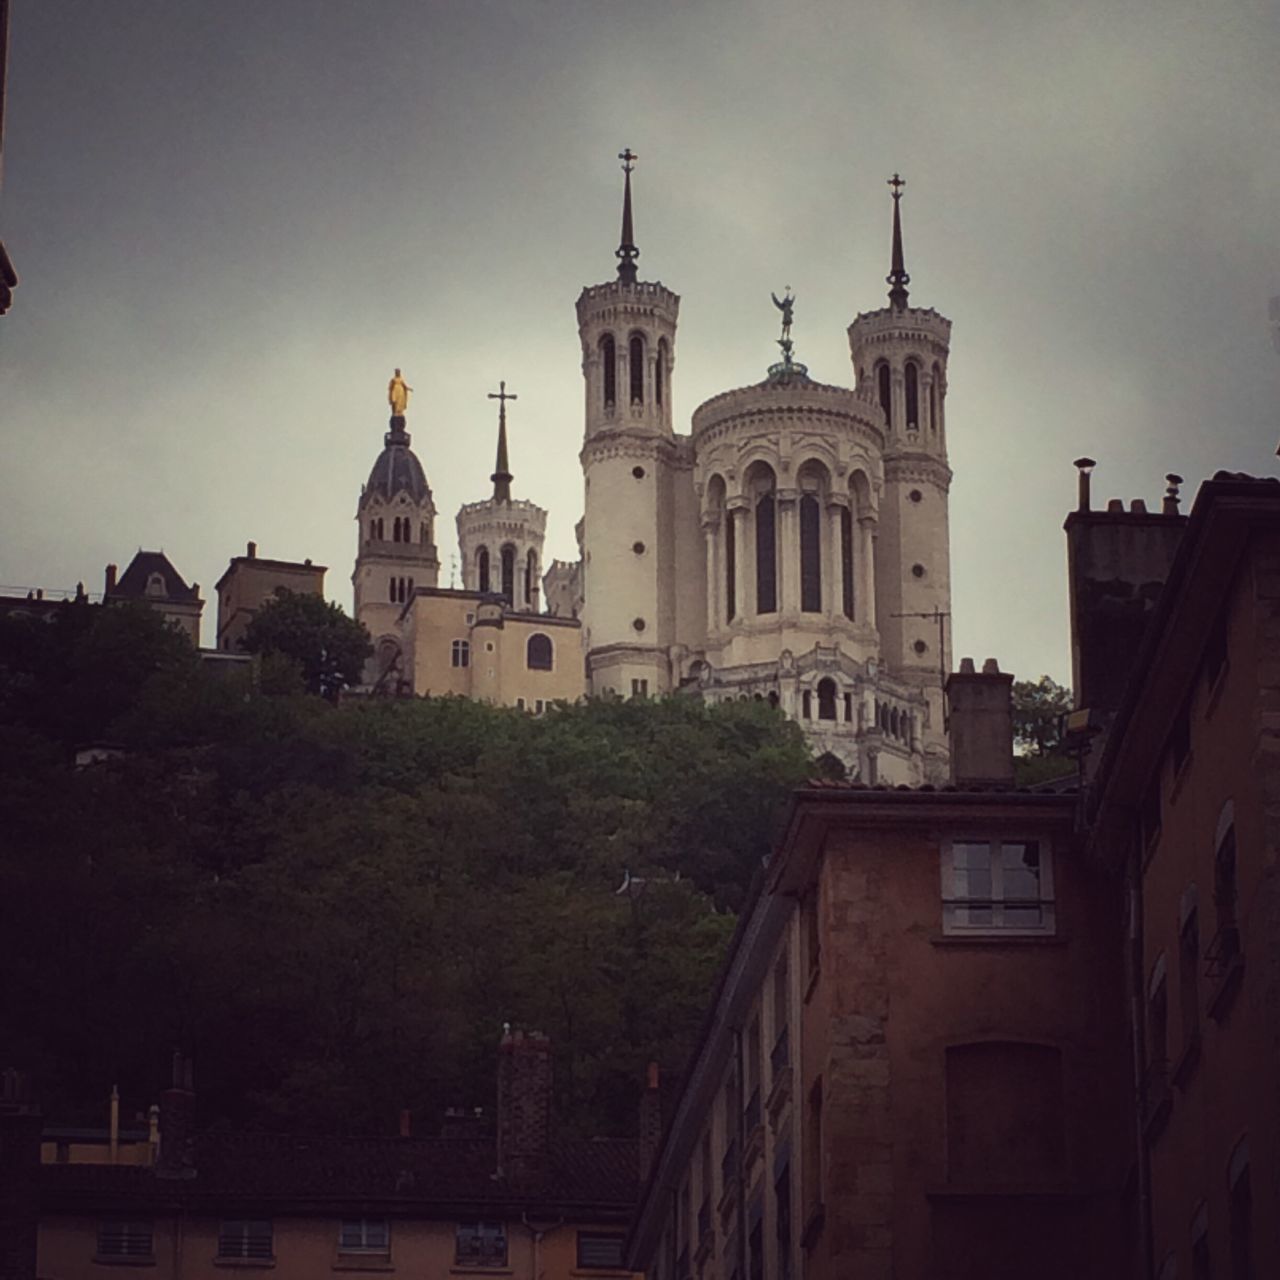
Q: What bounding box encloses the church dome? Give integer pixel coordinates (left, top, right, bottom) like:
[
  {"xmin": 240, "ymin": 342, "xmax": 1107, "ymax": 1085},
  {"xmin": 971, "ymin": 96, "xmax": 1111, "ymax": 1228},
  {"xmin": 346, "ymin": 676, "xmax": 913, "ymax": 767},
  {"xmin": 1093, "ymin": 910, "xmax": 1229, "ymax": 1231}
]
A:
[{"xmin": 363, "ymin": 425, "xmax": 432, "ymax": 506}]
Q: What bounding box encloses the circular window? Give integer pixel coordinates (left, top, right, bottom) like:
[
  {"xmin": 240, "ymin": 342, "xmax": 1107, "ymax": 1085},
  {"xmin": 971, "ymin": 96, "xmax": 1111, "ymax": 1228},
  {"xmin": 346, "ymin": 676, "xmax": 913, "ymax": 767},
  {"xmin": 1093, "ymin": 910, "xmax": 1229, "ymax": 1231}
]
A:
[
  {"xmin": 486, "ymin": 642, "xmax": 496, "ymax": 653},
  {"xmin": 632, "ymin": 466, "xmax": 646, "ymax": 480},
  {"xmin": 633, "ymin": 541, "xmax": 646, "ymax": 555},
  {"xmin": 912, "ymin": 563, "xmax": 925, "ymax": 578},
  {"xmin": 913, "ymin": 639, "xmax": 927, "ymax": 654},
  {"xmin": 633, "ymin": 617, "xmax": 646, "ymax": 632},
  {"xmin": 909, "ymin": 489, "xmax": 923, "ymax": 503}
]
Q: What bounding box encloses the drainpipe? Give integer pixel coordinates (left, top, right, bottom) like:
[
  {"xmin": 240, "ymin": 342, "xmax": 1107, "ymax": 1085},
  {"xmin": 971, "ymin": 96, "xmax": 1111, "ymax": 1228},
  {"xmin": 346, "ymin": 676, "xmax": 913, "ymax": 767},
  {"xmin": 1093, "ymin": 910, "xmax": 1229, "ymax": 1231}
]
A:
[
  {"xmin": 521, "ymin": 1212, "xmax": 563, "ymax": 1280},
  {"xmin": 1127, "ymin": 848, "xmax": 1154, "ymax": 1280},
  {"xmin": 734, "ymin": 1027, "xmax": 747, "ymax": 1280}
]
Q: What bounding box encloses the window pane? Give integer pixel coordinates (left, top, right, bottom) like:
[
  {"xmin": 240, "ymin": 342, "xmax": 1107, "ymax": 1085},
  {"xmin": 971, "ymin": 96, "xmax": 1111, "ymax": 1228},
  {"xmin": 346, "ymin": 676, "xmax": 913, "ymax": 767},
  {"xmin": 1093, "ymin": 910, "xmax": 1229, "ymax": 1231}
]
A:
[
  {"xmin": 952, "ymin": 843, "xmax": 992, "ymax": 902},
  {"xmin": 1002, "ymin": 841, "xmax": 1041, "ymax": 902},
  {"xmin": 578, "ymin": 1232, "xmax": 626, "ymax": 1269}
]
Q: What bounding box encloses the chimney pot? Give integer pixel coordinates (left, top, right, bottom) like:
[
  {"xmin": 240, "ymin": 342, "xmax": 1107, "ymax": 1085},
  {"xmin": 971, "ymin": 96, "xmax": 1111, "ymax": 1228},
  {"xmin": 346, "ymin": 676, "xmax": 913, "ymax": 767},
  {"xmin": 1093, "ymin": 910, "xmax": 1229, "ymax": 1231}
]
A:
[
  {"xmin": 1107, "ymin": 499, "xmax": 1124, "ymax": 513},
  {"xmin": 247, "ymin": 541, "xmax": 257, "ymax": 559},
  {"xmin": 105, "ymin": 563, "xmax": 118, "ymax": 593},
  {"xmin": 958, "ymin": 657, "xmax": 975, "ymax": 674},
  {"xmin": 1130, "ymin": 498, "xmax": 1147, "ymax": 514},
  {"xmin": 1073, "ymin": 457, "xmax": 1097, "ymax": 512},
  {"xmin": 1163, "ymin": 473, "xmax": 1183, "ymax": 515}
]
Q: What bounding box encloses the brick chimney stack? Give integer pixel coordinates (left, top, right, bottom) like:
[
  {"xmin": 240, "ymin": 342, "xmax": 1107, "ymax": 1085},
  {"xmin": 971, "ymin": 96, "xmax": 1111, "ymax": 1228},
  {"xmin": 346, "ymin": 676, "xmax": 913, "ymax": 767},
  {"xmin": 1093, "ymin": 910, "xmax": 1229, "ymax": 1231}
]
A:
[
  {"xmin": 104, "ymin": 563, "xmax": 118, "ymax": 595},
  {"xmin": 638, "ymin": 1061, "xmax": 662, "ymax": 1185},
  {"xmin": 156, "ymin": 1051, "xmax": 196, "ymax": 1180},
  {"xmin": 945, "ymin": 658, "xmax": 1015, "ymax": 787},
  {"xmin": 496, "ymin": 1030, "xmax": 552, "ymax": 1187},
  {"xmin": 0, "ymin": 1069, "xmax": 42, "ymax": 1280}
]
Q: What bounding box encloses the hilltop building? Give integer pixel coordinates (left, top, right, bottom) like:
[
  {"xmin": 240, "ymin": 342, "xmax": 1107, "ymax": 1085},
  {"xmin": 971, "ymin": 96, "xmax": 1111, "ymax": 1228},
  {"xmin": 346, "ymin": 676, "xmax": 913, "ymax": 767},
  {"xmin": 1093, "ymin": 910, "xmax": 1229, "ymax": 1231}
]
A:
[
  {"xmin": 214, "ymin": 542, "xmax": 326, "ymax": 653},
  {"xmin": 104, "ymin": 551, "xmax": 204, "ymax": 647},
  {"xmin": 355, "ymin": 164, "xmax": 954, "ymax": 782}
]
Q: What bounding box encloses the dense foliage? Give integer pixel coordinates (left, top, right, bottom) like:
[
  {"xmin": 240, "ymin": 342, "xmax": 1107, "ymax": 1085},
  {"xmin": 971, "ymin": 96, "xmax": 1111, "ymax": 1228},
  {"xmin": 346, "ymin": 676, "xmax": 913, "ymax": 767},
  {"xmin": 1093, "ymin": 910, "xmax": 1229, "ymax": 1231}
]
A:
[
  {"xmin": 240, "ymin": 589, "xmax": 373, "ymax": 699},
  {"xmin": 0, "ymin": 603, "xmax": 811, "ymax": 1138},
  {"xmin": 1011, "ymin": 675, "xmax": 1075, "ymax": 786}
]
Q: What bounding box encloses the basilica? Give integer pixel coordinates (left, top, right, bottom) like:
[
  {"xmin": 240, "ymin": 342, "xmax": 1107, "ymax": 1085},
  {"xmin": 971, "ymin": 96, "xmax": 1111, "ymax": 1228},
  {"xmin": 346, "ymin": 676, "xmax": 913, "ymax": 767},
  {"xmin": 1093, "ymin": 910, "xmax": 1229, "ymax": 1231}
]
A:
[{"xmin": 353, "ymin": 162, "xmax": 954, "ymax": 785}]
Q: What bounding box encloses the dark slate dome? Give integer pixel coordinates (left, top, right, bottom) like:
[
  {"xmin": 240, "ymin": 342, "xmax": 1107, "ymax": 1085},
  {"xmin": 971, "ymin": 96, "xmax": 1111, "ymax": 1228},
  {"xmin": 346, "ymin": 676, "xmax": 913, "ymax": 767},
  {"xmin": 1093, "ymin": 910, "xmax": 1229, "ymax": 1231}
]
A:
[{"xmin": 364, "ymin": 423, "xmax": 432, "ymax": 505}]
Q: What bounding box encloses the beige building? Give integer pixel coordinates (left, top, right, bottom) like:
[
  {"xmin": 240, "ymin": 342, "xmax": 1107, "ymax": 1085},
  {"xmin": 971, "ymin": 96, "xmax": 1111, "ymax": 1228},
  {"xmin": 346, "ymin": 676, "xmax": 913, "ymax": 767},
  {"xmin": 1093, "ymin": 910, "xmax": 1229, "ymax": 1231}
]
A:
[
  {"xmin": 214, "ymin": 542, "xmax": 326, "ymax": 652},
  {"xmin": 105, "ymin": 551, "xmax": 204, "ymax": 647},
  {"xmin": 27, "ymin": 1040, "xmax": 638, "ymax": 1280}
]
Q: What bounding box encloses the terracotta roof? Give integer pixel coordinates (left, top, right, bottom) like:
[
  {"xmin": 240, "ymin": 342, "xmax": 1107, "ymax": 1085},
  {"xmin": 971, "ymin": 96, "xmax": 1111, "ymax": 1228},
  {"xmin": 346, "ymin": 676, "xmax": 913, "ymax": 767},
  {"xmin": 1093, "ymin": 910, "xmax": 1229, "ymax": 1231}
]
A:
[
  {"xmin": 111, "ymin": 551, "xmax": 198, "ymax": 602},
  {"xmin": 41, "ymin": 1132, "xmax": 638, "ymax": 1215}
]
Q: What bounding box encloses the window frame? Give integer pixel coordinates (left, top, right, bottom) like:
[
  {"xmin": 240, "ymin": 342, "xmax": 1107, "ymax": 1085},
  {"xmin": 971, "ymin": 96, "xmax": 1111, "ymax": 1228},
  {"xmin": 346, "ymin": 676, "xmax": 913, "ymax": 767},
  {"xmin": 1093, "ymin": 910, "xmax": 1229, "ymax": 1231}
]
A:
[
  {"xmin": 451, "ymin": 638, "xmax": 470, "ymax": 669},
  {"xmin": 96, "ymin": 1219, "xmax": 154, "ymax": 1261},
  {"xmin": 940, "ymin": 836, "xmax": 1057, "ymax": 936},
  {"xmin": 455, "ymin": 1221, "xmax": 507, "ymax": 1270},
  {"xmin": 338, "ymin": 1218, "xmax": 390, "ymax": 1256},
  {"xmin": 217, "ymin": 1219, "xmax": 274, "ymax": 1262},
  {"xmin": 577, "ymin": 1231, "xmax": 627, "ymax": 1271}
]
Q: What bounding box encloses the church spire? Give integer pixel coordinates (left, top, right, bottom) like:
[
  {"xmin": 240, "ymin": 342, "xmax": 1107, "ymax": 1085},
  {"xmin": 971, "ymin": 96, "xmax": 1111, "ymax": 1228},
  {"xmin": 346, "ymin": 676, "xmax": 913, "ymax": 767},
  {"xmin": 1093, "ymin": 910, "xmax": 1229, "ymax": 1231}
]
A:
[
  {"xmin": 616, "ymin": 148, "xmax": 639, "ymax": 285},
  {"xmin": 886, "ymin": 173, "xmax": 910, "ymax": 310},
  {"xmin": 488, "ymin": 380, "xmax": 517, "ymax": 503}
]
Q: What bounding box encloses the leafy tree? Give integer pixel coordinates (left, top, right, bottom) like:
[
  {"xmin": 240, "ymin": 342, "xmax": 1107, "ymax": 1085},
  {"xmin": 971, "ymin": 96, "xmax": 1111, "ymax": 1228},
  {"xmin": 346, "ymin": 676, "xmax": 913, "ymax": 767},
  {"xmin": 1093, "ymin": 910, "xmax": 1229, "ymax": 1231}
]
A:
[
  {"xmin": 241, "ymin": 590, "xmax": 372, "ymax": 700},
  {"xmin": 1011, "ymin": 675, "xmax": 1072, "ymax": 756}
]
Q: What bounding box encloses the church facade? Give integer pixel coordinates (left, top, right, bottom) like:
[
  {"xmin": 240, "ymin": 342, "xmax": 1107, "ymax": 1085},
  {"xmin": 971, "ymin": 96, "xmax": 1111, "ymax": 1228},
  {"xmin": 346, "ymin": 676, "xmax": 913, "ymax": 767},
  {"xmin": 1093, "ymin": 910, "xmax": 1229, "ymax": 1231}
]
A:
[{"xmin": 353, "ymin": 164, "xmax": 953, "ymax": 784}]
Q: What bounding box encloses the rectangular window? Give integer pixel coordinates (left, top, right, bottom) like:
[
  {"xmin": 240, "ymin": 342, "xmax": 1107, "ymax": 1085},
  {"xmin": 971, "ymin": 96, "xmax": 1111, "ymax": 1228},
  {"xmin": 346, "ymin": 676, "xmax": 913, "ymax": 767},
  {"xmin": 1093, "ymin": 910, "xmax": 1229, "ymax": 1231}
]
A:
[
  {"xmin": 339, "ymin": 1218, "xmax": 389, "ymax": 1254},
  {"xmin": 942, "ymin": 839, "xmax": 1055, "ymax": 934},
  {"xmin": 218, "ymin": 1220, "xmax": 273, "ymax": 1261},
  {"xmin": 577, "ymin": 1232, "xmax": 626, "ymax": 1270},
  {"xmin": 451, "ymin": 639, "xmax": 470, "ymax": 668},
  {"xmin": 97, "ymin": 1220, "xmax": 153, "ymax": 1260},
  {"xmin": 631, "ymin": 678, "xmax": 649, "ymax": 697},
  {"xmin": 456, "ymin": 1222, "xmax": 507, "ymax": 1269}
]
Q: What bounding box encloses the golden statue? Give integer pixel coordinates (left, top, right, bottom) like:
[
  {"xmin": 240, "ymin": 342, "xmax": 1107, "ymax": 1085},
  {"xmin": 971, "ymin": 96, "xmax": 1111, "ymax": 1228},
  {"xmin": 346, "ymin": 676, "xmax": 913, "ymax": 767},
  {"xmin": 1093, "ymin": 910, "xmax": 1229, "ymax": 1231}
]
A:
[{"xmin": 388, "ymin": 368, "xmax": 412, "ymax": 417}]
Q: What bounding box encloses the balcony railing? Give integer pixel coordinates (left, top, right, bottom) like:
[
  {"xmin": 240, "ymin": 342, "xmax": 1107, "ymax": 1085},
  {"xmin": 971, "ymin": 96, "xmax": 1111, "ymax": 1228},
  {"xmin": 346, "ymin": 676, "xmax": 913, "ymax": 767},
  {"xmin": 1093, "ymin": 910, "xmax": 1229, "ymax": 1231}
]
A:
[
  {"xmin": 771, "ymin": 1026, "xmax": 790, "ymax": 1074},
  {"xmin": 1204, "ymin": 923, "xmax": 1241, "ymax": 979},
  {"xmin": 743, "ymin": 1087, "xmax": 762, "ymax": 1133},
  {"xmin": 720, "ymin": 1138, "xmax": 738, "ymax": 1188}
]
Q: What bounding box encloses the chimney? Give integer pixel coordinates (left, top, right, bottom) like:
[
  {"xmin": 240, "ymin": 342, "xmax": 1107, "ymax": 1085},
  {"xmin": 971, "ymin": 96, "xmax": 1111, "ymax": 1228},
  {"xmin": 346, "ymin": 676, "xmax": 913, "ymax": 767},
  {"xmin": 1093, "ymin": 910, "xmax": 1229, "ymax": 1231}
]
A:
[
  {"xmin": 638, "ymin": 1062, "xmax": 663, "ymax": 1185},
  {"xmin": 105, "ymin": 563, "xmax": 118, "ymax": 594},
  {"xmin": 246, "ymin": 541, "xmax": 257, "ymax": 560},
  {"xmin": 0, "ymin": 1070, "xmax": 42, "ymax": 1280},
  {"xmin": 156, "ymin": 1052, "xmax": 196, "ymax": 1180},
  {"xmin": 1063, "ymin": 460, "xmax": 1188, "ymax": 717},
  {"xmin": 945, "ymin": 658, "xmax": 1015, "ymax": 787},
  {"xmin": 496, "ymin": 1030, "xmax": 552, "ymax": 1187}
]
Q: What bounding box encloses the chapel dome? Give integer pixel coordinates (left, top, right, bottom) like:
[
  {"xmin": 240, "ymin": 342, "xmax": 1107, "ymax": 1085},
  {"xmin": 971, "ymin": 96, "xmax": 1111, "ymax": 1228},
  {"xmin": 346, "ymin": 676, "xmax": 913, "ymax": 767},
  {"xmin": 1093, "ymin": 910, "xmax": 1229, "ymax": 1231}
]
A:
[{"xmin": 363, "ymin": 427, "xmax": 432, "ymax": 506}]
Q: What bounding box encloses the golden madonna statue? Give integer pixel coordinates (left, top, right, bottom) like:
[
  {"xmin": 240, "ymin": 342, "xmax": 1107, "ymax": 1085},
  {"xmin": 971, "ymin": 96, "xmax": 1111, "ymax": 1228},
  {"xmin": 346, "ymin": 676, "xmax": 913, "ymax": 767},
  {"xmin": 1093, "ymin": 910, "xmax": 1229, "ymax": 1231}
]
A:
[{"xmin": 388, "ymin": 368, "xmax": 412, "ymax": 417}]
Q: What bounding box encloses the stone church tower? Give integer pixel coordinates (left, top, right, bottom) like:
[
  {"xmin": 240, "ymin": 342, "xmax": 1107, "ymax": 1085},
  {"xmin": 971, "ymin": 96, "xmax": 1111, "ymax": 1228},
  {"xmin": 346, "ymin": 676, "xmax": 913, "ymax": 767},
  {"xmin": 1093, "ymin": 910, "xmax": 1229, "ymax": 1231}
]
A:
[
  {"xmin": 353, "ymin": 389, "xmax": 440, "ymax": 684},
  {"xmin": 576, "ymin": 151, "xmax": 697, "ymax": 697},
  {"xmin": 848, "ymin": 176, "xmax": 953, "ymax": 775},
  {"xmin": 456, "ymin": 384, "xmax": 547, "ymax": 610}
]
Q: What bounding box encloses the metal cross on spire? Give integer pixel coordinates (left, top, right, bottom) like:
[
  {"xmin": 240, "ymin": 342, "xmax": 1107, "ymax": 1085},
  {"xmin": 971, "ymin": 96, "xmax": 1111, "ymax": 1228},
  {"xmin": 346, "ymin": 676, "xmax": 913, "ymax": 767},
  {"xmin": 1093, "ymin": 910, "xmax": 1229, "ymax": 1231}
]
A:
[
  {"xmin": 616, "ymin": 148, "xmax": 640, "ymax": 285},
  {"xmin": 887, "ymin": 172, "xmax": 910, "ymax": 310},
  {"xmin": 488, "ymin": 380, "xmax": 517, "ymax": 503}
]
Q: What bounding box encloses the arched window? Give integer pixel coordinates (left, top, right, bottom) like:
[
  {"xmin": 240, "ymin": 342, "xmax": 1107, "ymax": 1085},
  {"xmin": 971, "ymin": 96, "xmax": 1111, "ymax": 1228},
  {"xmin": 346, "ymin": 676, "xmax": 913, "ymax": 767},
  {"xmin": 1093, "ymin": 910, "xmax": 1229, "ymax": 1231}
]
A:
[
  {"xmin": 477, "ymin": 546, "xmax": 491, "ymax": 594},
  {"xmin": 629, "ymin": 334, "xmax": 645, "ymax": 404},
  {"xmin": 392, "ymin": 517, "xmax": 400, "ymax": 543},
  {"xmin": 388, "ymin": 576, "xmax": 396, "ymax": 603},
  {"xmin": 905, "ymin": 360, "xmax": 920, "ymax": 429},
  {"xmin": 840, "ymin": 506, "xmax": 854, "ymax": 619},
  {"xmin": 526, "ymin": 633, "xmax": 553, "ymax": 671},
  {"xmin": 817, "ymin": 678, "xmax": 837, "ymax": 721},
  {"xmin": 525, "ymin": 548, "xmax": 537, "ymax": 608},
  {"xmin": 802, "ymin": 690, "xmax": 812, "ymax": 719},
  {"xmin": 655, "ymin": 339, "xmax": 667, "ymax": 407},
  {"xmin": 877, "ymin": 362, "xmax": 892, "ymax": 430},
  {"xmin": 929, "ymin": 371, "xmax": 938, "ymax": 433},
  {"xmin": 800, "ymin": 494, "xmax": 822, "ymax": 613},
  {"xmin": 500, "ymin": 544, "xmax": 516, "ymax": 603},
  {"xmin": 725, "ymin": 509, "xmax": 736, "ymax": 622},
  {"xmin": 768, "ymin": 690, "xmax": 779, "ymax": 709},
  {"xmin": 755, "ymin": 480, "xmax": 777, "ymax": 615},
  {"xmin": 890, "ymin": 707, "xmax": 900, "ymax": 738},
  {"xmin": 601, "ymin": 335, "xmax": 617, "ymax": 407},
  {"xmin": 844, "ymin": 693, "xmax": 853, "ymax": 722}
]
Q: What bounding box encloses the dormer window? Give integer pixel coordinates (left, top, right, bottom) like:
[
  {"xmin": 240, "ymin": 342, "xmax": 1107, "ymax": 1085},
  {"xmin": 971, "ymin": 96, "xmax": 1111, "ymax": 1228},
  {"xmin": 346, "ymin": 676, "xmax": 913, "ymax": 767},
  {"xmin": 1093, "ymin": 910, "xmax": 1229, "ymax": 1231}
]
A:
[{"xmin": 145, "ymin": 573, "xmax": 166, "ymax": 597}]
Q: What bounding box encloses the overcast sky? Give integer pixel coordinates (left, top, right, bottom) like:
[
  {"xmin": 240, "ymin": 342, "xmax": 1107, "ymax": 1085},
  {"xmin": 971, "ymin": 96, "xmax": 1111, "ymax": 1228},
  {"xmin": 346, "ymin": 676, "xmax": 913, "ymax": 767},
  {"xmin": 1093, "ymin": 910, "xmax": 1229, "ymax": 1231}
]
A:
[{"xmin": 3, "ymin": 0, "xmax": 1279, "ymax": 681}]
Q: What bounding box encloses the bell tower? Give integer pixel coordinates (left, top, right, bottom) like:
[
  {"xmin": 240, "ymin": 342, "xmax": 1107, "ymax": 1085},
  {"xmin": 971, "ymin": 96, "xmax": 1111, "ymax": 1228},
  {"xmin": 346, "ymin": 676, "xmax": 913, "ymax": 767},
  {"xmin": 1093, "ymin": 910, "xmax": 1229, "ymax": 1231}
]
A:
[
  {"xmin": 848, "ymin": 177, "xmax": 953, "ymax": 778},
  {"xmin": 577, "ymin": 150, "xmax": 682, "ymax": 696}
]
